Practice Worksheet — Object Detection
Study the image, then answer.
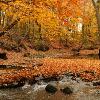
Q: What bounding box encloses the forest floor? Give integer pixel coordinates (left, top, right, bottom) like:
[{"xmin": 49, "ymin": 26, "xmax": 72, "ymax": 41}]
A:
[{"xmin": 0, "ymin": 48, "xmax": 100, "ymax": 85}]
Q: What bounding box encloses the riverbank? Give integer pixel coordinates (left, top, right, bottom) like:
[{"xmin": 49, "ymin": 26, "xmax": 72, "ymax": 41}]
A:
[
  {"xmin": 0, "ymin": 48, "xmax": 100, "ymax": 86},
  {"xmin": 0, "ymin": 58, "xmax": 100, "ymax": 85}
]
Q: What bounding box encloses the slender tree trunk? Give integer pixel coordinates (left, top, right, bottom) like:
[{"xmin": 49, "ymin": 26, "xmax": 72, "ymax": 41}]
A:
[
  {"xmin": 95, "ymin": 6, "xmax": 100, "ymax": 38},
  {"xmin": 0, "ymin": 8, "xmax": 1, "ymax": 26},
  {"xmin": 35, "ymin": 19, "xmax": 42, "ymax": 40},
  {"xmin": 92, "ymin": 0, "xmax": 100, "ymax": 58},
  {"xmin": 0, "ymin": 18, "xmax": 20, "ymax": 37},
  {"xmin": 92, "ymin": 0, "xmax": 100, "ymax": 40}
]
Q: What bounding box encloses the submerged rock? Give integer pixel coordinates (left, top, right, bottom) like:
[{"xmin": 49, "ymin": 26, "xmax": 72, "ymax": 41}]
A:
[
  {"xmin": 60, "ymin": 87, "xmax": 73, "ymax": 95},
  {"xmin": 45, "ymin": 84, "xmax": 57, "ymax": 94},
  {"xmin": 28, "ymin": 79, "xmax": 37, "ymax": 85},
  {"xmin": 93, "ymin": 81, "xmax": 100, "ymax": 86},
  {"xmin": 0, "ymin": 82, "xmax": 25, "ymax": 89}
]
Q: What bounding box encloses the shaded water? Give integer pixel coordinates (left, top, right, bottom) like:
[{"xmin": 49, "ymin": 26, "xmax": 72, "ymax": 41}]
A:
[{"xmin": 0, "ymin": 76, "xmax": 100, "ymax": 100}]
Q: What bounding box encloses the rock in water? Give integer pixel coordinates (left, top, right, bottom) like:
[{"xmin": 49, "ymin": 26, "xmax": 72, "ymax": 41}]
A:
[
  {"xmin": 93, "ymin": 81, "xmax": 100, "ymax": 86},
  {"xmin": 43, "ymin": 76, "xmax": 61, "ymax": 83},
  {"xmin": 22, "ymin": 82, "xmax": 31, "ymax": 90},
  {"xmin": 60, "ymin": 87, "xmax": 73, "ymax": 95},
  {"xmin": 45, "ymin": 84, "xmax": 57, "ymax": 94},
  {"xmin": 0, "ymin": 52, "xmax": 7, "ymax": 60}
]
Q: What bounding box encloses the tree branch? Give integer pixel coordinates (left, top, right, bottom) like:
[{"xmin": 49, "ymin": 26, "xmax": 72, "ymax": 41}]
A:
[{"xmin": 0, "ymin": 18, "xmax": 20, "ymax": 37}]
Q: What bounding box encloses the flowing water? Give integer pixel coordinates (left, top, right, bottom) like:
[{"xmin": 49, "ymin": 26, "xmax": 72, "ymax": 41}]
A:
[{"xmin": 0, "ymin": 76, "xmax": 100, "ymax": 100}]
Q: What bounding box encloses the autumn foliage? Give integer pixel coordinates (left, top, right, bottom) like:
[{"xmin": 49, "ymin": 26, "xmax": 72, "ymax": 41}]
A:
[
  {"xmin": 0, "ymin": 0, "xmax": 98, "ymax": 49},
  {"xmin": 0, "ymin": 0, "xmax": 100, "ymax": 86},
  {"xmin": 0, "ymin": 56, "xmax": 100, "ymax": 84}
]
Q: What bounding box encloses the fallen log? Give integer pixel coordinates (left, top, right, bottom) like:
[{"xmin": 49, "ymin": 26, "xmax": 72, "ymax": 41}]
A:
[{"xmin": 0, "ymin": 65, "xmax": 24, "ymax": 70}]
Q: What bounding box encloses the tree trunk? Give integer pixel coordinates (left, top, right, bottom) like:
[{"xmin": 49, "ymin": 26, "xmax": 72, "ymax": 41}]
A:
[
  {"xmin": 92, "ymin": 0, "xmax": 100, "ymax": 40},
  {"xmin": 0, "ymin": 18, "xmax": 20, "ymax": 37},
  {"xmin": 35, "ymin": 19, "xmax": 42, "ymax": 40}
]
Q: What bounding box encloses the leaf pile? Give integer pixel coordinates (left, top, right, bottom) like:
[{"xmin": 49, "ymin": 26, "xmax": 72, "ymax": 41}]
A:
[{"xmin": 0, "ymin": 58, "xmax": 100, "ymax": 85}]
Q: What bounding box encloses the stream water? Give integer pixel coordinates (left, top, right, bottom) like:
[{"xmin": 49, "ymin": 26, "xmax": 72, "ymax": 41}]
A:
[{"xmin": 0, "ymin": 76, "xmax": 100, "ymax": 100}]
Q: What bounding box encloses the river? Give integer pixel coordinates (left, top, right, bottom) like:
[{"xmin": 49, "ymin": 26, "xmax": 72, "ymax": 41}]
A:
[{"xmin": 0, "ymin": 75, "xmax": 100, "ymax": 100}]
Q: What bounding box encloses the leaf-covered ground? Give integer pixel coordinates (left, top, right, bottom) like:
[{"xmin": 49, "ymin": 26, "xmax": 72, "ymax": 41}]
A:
[{"xmin": 0, "ymin": 48, "xmax": 100, "ymax": 85}]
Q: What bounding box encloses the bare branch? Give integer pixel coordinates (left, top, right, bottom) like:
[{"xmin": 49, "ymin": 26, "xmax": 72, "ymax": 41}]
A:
[{"xmin": 0, "ymin": 18, "xmax": 20, "ymax": 37}]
